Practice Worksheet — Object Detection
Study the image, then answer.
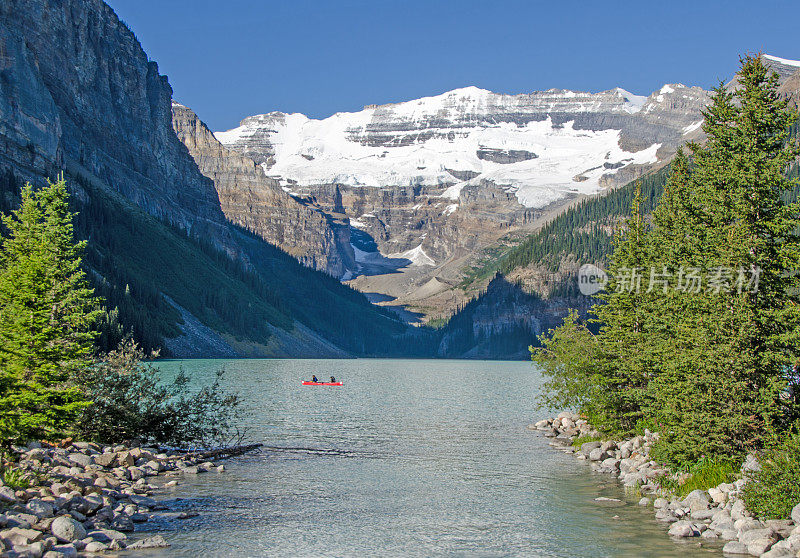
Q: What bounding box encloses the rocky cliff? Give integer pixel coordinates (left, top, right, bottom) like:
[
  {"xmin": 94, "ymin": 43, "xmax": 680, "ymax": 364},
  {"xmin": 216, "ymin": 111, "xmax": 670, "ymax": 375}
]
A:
[
  {"xmin": 0, "ymin": 0, "xmax": 417, "ymax": 357},
  {"xmin": 171, "ymin": 102, "xmax": 355, "ymax": 277},
  {"xmin": 0, "ymin": 0, "xmax": 230, "ymax": 241}
]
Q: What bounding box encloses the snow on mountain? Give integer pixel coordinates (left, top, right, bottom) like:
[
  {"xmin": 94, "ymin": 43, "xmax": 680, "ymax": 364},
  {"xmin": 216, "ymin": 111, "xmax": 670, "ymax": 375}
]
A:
[
  {"xmin": 215, "ymin": 84, "xmax": 706, "ymax": 210},
  {"xmin": 764, "ymin": 54, "xmax": 800, "ymax": 68}
]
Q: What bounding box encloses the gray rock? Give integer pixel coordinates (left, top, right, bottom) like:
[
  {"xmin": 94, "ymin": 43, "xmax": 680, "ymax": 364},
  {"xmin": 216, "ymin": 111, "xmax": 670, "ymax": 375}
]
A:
[
  {"xmin": 83, "ymin": 541, "xmax": 108, "ymax": 553},
  {"xmin": 126, "ymin": 535, "xmax": 170, "ymax": 549},
  {"xmin": 668, "ymin": 520, "xmax": 699, "ymax": 537},
  {"xmin": 45, "ymin": 544, "xmax": 78, "ymax": 558},
  {"xmin": 741, "ymin": 453, "xmax": 761, "ymax": 474},
  {"xmin": 747, "ymin": 538, "xmax": 775, "ymax": 556},
  {"xmin": 92, "ymin": 453, "xmax": 116, "ymax": 468},
  {"xmin": 719, "ymin": 529, "xmax": 739, "ymax": 541},
  {"xmin": 588, "ymin": 448, "xmax": 604, "ymax": 461},
  {"xmin": 26, "ymin": 499, "xmax": 55, "ymax": 519},
  {"xmin": 50, "ymin": 516, "xmax": 87, "ymax": 543},
  {"xmin": 792, "ymin": 502, "xmax": 800, "ymax": 525},
  {"xmin": 762, "ymin": 540, "xmax": 796, "ymax": 558},
  {"xmin": 86, "ymin": 529, "xmax": 127, "ymax": 543},
  {"xmin": 653, "ymin": 497, "xmax": 670, "ymax": 509},
  {"xmin": 128, "ymin": 494, "xmax": 157, "ymax": 508},
  {"xmin": 734, "ymin": 517, "xmax": 763, "ymax": 532},
  {"xmin": 580, "ymin": 441, "xmax": 602, "ymax": 453},
  {"xmin": 721, "ymin": 540, "xmax": 750, "ymax": 555},
  {"xmin": 740, "ymin": 528, "xmax": 777, "ymax": 544},
  {"xmin": 690, "ymin": 508, "xmax": 715, "ymax": 521},
  {"xmin": 731, "ymin": 499, "xmax": 750, "ymax": 521},
  {"xmin": 638, "ymin": 497, "xmax": 650, "ymax": 506},
  {"xmin": 66, "ymin": 454, "xmax": 92, "ymax": 468},
  {"xmin": 0, "ymin": 486, "xmax": 17, "ymax": 504},
  {"xmin": 0, "ymin": 527, "xmax": 43, "ymax": 545}
]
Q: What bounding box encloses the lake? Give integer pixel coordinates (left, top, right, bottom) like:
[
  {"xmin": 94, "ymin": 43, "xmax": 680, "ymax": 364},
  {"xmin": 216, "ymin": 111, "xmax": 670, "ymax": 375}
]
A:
[{"xmin": 145, "ymin": 358, "xmax": 721, "ymax": 557}]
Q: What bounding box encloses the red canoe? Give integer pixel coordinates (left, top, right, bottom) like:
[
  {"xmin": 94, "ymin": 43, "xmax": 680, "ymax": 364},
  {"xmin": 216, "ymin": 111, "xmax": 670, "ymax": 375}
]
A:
[{"xmin": 302, "ymin": 381, "xmax": 343, "ymax": 386}]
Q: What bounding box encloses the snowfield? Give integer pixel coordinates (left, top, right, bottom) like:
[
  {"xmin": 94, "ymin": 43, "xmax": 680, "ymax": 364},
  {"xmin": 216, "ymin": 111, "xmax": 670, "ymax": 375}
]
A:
[{"xmin": 215, "ymin": 85, "xmax": 696, "ymax": 209}]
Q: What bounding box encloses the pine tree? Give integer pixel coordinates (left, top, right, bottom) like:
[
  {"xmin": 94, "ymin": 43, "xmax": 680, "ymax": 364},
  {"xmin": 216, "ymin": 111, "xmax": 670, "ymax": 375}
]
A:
[
  {"xmin": 647, "ymin": 55, "xmax": 800, "ymax": 465},
  {"xmin": 0, "ymin": 177, "xmax": 101, "ymax": 442}
]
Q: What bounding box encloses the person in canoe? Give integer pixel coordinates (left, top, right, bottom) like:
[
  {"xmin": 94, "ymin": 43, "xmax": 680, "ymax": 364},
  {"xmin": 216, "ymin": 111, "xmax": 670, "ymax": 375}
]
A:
[
  {"xmin": 330, "ymin": 376, "xmax": 336, "ymax": 383},
  {"xmin": 312, "ymin": 375, "xmax": 318, "ymax": 383}
]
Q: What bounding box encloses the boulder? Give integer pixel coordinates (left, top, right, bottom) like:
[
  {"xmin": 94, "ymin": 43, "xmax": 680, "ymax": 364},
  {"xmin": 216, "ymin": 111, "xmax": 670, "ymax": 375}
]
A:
[
  {"xmin": 721, "ymin": 540, "xmax": 750, "ymax": 555},
  {"xmin": 50, "ymin": 516, "xmax": 87, "ymax": 543},
  {"xmin": 731, "ymin": 499, "xmax": 750, "ymax": 521},
  {"xmin": 0, "ymin": 527, "xmax": 43, "ymax": 545},
  {"xmin": 92, "ymin": 453, "xmax": 116, "ymax": 468},
  {"xmin": 126, "ymin": 535, "xmax": 170, "ymax": 549},
  {"xmin": 0, "ymin": 486, "xmax": 17, "ymax": 504},
  {"xmin": 668, "ymin": 520, "xmax": 699, "ymax": 537},
  {"xmin": 26, "ymin": 499, "xmax": 55, "ymax": 519},
  {"xmin": 86, "ymin": 529, "xmax": 127, "ymax": 543},
  {"xmin": 792, "ymin": 502, "xmax": 800, "ymax": 525},
  {"xmin": 66, "ymin": 454, "xmax": 92, "ymax": 468},
  {"xmin": 739, "ymin": 528, "xmax": 777, "ymax": 546},
  {"xmin": 747, "ymin": 538, "xmax": 775, "ymax": 555},
  {"xmin": 45, "ymin": 544, "xmax": 79, "ymax": 558}
]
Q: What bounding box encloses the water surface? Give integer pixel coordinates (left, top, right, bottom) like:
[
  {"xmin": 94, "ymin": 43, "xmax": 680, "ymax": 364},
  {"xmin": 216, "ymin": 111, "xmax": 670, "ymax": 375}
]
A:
[{"xmin": 145, "ymin": 359, "xmax": 721, "ymax": 557}]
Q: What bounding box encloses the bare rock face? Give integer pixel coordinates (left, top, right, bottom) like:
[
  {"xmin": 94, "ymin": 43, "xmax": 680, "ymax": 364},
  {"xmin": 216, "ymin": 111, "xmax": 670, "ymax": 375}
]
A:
[
  {"xmin": 0, "ymin": 0, "xmax": 230, "ymax": 244},
  {"xmin": 171, "ymin": 103, "xmax": 355, "ymax": 277}
]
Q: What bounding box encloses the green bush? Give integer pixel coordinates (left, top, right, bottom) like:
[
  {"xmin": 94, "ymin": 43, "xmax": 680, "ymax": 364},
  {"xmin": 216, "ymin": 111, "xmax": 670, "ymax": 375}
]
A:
[
  {"xmin": 658, "ymin": 457, "xmax": 737, "ymax": 497},
  {"xmin": 75, "ymin": 339, "xmax": 244, "ymax": 448},
  {"xmin": 741, "ymin": 429, "xmax": 800, "ymax": 519}
]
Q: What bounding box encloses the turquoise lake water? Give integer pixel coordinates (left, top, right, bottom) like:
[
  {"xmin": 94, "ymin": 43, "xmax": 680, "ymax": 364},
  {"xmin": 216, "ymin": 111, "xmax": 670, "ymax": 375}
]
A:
[{"xmin": 143, "ymin": 358, "xmax": 722, "ymax": 557}]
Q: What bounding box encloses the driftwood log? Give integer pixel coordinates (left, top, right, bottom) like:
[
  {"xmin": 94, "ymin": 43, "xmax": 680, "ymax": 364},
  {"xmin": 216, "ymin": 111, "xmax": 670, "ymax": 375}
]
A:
[{"xmin": 164, "ymin": 443, "xmax": 263, "ymax": 461}]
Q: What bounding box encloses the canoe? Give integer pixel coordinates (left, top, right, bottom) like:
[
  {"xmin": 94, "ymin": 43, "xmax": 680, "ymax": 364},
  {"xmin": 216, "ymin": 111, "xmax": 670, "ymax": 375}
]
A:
[{"xmin": 302, "ymin": 381, "xmax": 343, "ymax": 386}]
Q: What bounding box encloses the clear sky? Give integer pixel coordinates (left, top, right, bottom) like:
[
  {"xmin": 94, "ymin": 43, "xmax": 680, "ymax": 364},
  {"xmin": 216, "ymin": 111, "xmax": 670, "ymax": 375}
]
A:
[{"xmin": 108, "ymin": 0, "xmax": 800, "ymax": 132}]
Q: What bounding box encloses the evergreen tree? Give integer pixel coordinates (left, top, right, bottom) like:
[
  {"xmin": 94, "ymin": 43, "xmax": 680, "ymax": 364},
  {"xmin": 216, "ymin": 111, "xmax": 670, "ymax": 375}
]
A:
[
  {"xmin": 0, "ymin": 177, "xmax": 101, "ymax": 442},
  {"xmin": 646, "ymin": 55, "xmax": 800, "ymax": 464}
]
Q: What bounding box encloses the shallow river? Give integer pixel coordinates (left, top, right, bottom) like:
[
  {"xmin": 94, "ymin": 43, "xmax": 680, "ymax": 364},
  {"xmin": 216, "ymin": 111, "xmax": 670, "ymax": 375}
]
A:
[{"xmin": 144, "ymin": 358, "xmax": 721, "ymax": 557}]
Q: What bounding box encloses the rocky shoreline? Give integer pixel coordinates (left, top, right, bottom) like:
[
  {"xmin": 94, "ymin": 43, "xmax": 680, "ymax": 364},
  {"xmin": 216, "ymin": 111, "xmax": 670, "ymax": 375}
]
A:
[
  {"xmin": 531, "ymin": 412, "xmax": 800, "ymax": 558},
  {"xmin": 0, "ymin": 441, "xmax": 259, "ymax": 557}
]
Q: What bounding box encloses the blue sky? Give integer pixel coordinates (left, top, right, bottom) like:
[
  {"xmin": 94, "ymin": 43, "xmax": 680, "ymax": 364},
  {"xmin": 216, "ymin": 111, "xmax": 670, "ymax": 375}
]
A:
[{"xmin": 109, "ymin": 0, "xmax": 800, "ymax": 132}]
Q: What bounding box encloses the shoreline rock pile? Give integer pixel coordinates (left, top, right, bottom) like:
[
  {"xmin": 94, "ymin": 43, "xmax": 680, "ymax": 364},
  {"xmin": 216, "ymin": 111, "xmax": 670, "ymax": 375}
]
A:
[
  {"xmin": 0, "ymin": 441, "xmax": 230, "ymax": 557},
  {"xmin": 532, "ymin": 412, "xmax": 800, "ymax": 558}
]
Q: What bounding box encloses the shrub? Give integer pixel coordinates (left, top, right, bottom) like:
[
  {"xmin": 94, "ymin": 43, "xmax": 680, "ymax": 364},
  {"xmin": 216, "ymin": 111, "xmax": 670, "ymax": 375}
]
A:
[
  {"xmin": 658, "ymin": 457, "xmax": 737, "ymax": 498},
  {"xmin": 75, "ymin": 339, "xmax": 244, "ymax": 448},
  {"xmin": 741, "ymin": 428, "xmax": 800, "ymax": 519}
]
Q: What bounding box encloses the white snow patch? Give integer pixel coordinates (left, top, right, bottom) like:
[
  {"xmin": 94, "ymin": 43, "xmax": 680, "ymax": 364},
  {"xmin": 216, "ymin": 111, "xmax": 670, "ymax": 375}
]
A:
[
  {"xmin": 387, "ymin": 244, "xmax": 435, "ymax": 267},
  {"xmin": 660, "ymin": 85, "xmax": 675, "ymax": 95},
  {"xmin": 440, "ymin": 182, "xmax": 466, "ymax": 200},
  {"xmin": 764, "ymin": 54, "xmax": 800, "ymax": 67},
  {"xmin": 615, "ymin": 88, "xmax": 648, "ymax": 113},
  {"xmin": 682, "ymin": 120, "xmax": 703, "ymax": 135},
  {"xmin": 443, "ymin": 203, "xmax": 458, "ymax": 216}
]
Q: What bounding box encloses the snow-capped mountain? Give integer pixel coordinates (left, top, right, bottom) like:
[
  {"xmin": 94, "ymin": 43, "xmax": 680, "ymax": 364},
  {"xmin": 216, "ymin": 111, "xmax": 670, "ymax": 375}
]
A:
[{"xmin": 216, "ymin": 84, "xmax": 706, "ymax": 209}]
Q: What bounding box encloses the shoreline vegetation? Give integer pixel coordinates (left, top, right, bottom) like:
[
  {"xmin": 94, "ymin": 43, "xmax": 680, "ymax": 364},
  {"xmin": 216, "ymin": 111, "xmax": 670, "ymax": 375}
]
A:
[
  {"xmin": 531, "ymin": 55, "xmax": 800, "ymax": 556},
  {"xmin": 0, "ymin": 177, "xmax": 250, "ymax": 555}
]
